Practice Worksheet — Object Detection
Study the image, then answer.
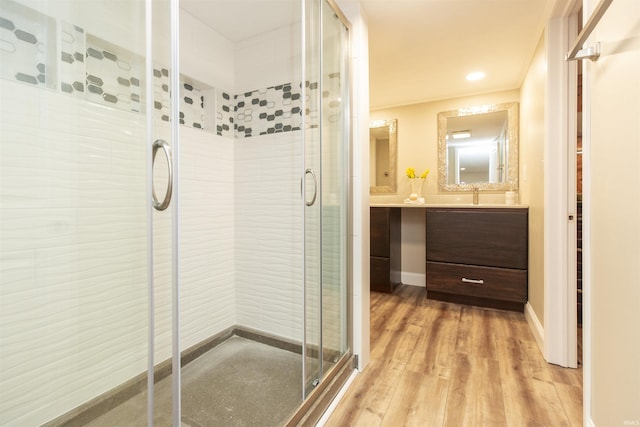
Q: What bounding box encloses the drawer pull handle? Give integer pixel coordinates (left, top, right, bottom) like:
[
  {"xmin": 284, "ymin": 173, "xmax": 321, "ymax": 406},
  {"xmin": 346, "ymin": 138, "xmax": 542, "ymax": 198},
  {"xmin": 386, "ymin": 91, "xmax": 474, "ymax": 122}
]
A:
[{"xmin": 462, "ymin": 277, "xmax": 484, "ymax": 285}]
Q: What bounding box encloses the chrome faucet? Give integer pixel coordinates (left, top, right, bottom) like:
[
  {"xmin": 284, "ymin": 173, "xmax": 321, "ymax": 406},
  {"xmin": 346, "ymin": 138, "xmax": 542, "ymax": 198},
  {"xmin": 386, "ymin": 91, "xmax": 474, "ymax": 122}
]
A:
[{"xmin": 472, "ymin": 187, "xmax": 479, "ymax": 205}]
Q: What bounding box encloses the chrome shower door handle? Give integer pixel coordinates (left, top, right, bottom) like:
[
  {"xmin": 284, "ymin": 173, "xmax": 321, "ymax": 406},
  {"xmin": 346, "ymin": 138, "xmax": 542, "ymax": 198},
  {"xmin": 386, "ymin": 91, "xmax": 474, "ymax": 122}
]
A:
[
  {"xmin": 152, "ymin": 139, "xmax": 173, "ymax": 211},
  {"xmin": 304, "ymin": 168, "xmax": 318, "ymax": 207}
]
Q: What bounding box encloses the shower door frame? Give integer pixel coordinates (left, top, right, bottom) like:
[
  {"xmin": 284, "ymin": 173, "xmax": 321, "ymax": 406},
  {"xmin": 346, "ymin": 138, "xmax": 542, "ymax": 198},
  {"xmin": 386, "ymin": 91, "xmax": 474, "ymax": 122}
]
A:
[{"xmin": 297, "ymin": 0, "xmax": 355, "ymax": 422}]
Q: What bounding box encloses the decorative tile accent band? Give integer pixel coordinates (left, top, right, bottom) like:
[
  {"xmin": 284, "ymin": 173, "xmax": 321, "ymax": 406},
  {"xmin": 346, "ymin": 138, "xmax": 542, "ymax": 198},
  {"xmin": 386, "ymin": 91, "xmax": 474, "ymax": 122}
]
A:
[
  {"xmin": 85, "ymin": 34, "xmax": 144, "ymax": 113},
  {"xmin": 233, "ymin": 83, "xmax": 303, "ymax": 139},
  {"xmin": 0, "ymin": 0, "xmax": 336, "ymax": 140},
  {"xmin": 0, "ymin": 0, "xmax": 57, "ymax": 90},
  {"xmin": 60, "ymin": 21, "xmax": 85, "ymax": 99}
]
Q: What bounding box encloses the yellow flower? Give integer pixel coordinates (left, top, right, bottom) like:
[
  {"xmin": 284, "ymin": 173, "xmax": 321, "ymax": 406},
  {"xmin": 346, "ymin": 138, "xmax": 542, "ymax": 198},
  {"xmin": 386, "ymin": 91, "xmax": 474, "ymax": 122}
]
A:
[
  {"xmin": 406, "ymin": 167, "xmax": 429, "ymax": 179},
  {"xmin": 406, "ymin": 167, "xmax": 416, "ymax": 179}
]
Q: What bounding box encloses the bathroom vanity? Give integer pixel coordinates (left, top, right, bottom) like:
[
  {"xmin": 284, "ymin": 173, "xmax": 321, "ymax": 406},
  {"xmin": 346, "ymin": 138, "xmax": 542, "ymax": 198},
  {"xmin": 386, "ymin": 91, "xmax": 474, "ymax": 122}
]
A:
[
  {"xmin": 370, "ymin": 204, "xmax": 528, "ymax": 311},
  {"xmin": 425, "ymin": 207, "xmax": 528, "ymax": 311},
  {"xmin": 369, "ymin": 207, "xmax": 402, "ymax": 293}
]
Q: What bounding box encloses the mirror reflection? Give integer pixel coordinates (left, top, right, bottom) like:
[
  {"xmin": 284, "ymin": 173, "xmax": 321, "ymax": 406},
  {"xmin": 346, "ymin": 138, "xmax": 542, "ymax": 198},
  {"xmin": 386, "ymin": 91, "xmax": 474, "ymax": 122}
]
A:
[
  {"xmin": 438, "ymin": 102, "xmax": 519, "ymax": 192},
  {"xmin": 370, "ymin": 119, "xmax": 397, "ymax": 193}
]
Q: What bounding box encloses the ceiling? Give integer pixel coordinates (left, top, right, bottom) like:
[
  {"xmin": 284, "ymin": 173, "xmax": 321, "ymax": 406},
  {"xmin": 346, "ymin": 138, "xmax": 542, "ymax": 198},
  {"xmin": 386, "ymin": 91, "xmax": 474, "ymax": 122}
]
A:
[
  {"xmin": 362, "ymin": 0, "xmax": 556, "ymax": 109},
  {"xmin": 180, "ymin": 1, "xmax": 300, "ymax": 44},
  {"xmin": 180, "ymin": 0, "xmax": 557, "ymax": 110}
]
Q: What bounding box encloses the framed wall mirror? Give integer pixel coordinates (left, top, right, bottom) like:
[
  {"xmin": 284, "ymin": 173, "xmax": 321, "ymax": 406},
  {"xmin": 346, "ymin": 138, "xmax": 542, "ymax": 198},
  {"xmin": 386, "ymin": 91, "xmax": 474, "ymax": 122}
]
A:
[
  {"xmin": 370, "ymin": 119, "xmax": 397, "ymax": 193},
  {"xmin": 438, "ymin": 102, "xmax": 519, "ymax": 192}
]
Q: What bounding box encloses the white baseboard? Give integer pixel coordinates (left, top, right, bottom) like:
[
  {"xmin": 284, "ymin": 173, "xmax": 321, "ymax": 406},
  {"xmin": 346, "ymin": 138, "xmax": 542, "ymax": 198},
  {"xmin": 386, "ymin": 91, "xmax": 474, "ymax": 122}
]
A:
[
  {"xmin": 525, "ymin": 302, "xmax": 544, "ymax": 353},
  {"xmin": 401, "ymin": 272, "xmax": 425, "ymax": 287}
]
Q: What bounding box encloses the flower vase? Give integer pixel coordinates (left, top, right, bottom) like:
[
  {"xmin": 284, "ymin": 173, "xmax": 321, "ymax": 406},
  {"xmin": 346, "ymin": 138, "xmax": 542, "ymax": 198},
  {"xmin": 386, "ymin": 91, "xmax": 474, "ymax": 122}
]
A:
[{"xmin": 408, "ymin": 178, "xmax": 424, "ymax": 202}]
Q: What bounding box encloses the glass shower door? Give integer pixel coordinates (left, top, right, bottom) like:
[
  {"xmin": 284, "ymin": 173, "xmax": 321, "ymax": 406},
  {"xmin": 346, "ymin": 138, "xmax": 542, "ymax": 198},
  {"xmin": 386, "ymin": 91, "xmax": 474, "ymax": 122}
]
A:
[
  {"xmin": 303, "ymin": 0, "xmax": 323, "ymax": 395},
  {"xmin": 320, "ymin": 0, "xmax": 350, "ymax": 375},
  {"xmin": 0, "ymin": 0, "xmax": 167, "ymax": 424},
  {"xmin": 303, "ymin": 0, "xmax": 351, "ymax": 396}
]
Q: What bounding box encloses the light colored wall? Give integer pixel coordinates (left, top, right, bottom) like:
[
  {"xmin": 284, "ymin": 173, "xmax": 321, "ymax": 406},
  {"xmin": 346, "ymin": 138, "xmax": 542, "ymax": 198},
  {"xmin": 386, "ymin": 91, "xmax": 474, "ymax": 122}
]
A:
[
  {"xmin": 586, "ymin": 0, "xmax": 640, "ymax": 424},
  {"xmin": 519, "ymin": 34, "xmax": 546, "ymax": 327},
  {"xmin": 370, "ymin": 90, "xmax": 520, "ymax": 284}
]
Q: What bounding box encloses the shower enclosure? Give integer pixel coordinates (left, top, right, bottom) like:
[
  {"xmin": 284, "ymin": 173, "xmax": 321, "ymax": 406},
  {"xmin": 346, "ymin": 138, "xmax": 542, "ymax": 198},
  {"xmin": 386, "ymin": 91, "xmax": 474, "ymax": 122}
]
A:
[{"xmin": 0, "ymin": 0, "xmax": 353, "ymax": 425}]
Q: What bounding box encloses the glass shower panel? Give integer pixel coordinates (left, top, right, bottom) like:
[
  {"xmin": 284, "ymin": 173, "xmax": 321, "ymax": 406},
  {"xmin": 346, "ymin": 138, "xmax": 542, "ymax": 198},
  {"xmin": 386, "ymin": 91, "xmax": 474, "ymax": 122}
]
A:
[
  {"xmin": 0, "ymin": 0, "xmax": 153, "ymax": 424},
  {"xmin": 320, "ymin": 0, "xmax": 349, "ymax": 374},
  {"xmin": 150, "ymin": 0, "xmax": 178, "ymax": 424},
  {"xmin": 304, "ymin": 0, "xmax": 323, "ymax": 395}
]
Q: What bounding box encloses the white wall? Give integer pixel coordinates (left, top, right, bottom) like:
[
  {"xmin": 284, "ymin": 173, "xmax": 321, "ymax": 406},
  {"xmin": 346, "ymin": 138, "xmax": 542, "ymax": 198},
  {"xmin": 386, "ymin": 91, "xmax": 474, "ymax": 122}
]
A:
[
  {"xmin": 584, "ymin": 0, "xmax": 640, "ymax": 424},
  {"xmin": 519, "ymin": 34, "xmax": 546, "ymax": 330}
]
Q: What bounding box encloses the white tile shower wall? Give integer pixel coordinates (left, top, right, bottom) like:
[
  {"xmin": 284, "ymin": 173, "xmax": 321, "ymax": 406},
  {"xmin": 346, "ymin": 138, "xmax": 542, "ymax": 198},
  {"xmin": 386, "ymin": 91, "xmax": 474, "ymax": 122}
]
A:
[
  {"xmin": 178, "ymin": 128, "xmax": 236, "ymax": 351},
  {"xmin": 0, "ymin": 80, "xmax": 148, "ymax": 426},
  {"xmin": 234, "ymin": 132, "xmax": 304, "ymax": 342},
  {"xmin": 149, "ymin": 126, "xmax": 237, "ymax": 372}
]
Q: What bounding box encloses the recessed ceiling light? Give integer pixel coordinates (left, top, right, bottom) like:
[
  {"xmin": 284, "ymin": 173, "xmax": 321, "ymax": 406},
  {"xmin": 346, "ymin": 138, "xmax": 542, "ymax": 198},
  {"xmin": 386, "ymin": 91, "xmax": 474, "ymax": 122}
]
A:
[{"xmin": 466, "ymin": 71, "xmax": 486, "ymax": 81}]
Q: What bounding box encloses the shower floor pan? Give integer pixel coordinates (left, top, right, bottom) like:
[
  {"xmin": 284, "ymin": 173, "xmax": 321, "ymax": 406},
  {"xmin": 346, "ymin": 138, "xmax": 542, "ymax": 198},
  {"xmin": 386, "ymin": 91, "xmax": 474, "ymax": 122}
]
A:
[{"xmin": 87, "ymin": 336, "xmax": 303, "ymax": 427}]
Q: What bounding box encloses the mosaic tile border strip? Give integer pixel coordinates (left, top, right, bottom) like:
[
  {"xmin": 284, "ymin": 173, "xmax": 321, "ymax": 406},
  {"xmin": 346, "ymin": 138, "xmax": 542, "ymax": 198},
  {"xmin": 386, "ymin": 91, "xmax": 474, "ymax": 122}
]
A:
[
  {"xmin": 0, "ymin": 0, "xmax": 331, "ymax": 139},
  {"xmin": 234, "ymin": 83, "xmax": 303, "ymax": 139},
  {"xmin": 0, "ymin": 0, "xmax": 57, "ymax": 90},
  {"xmin": 85, "ymin": 34, "xmax": 144, "ymax": 113},
  {"xmin": 60, "ymin": 21, "xmax": 85, "ymax": 99}
]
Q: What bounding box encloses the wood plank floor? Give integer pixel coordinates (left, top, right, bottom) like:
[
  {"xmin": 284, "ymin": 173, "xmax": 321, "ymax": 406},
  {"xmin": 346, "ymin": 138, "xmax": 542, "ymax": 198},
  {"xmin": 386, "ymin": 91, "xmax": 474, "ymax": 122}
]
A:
[{"xmin": 326, "ymin": 286, "xmax": 583, "ymax": 427}]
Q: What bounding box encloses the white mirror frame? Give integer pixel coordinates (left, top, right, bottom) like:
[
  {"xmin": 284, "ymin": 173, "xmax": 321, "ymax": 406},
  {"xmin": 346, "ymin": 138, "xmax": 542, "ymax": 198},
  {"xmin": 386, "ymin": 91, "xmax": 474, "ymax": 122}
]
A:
[{"xmin": 438, "ymin": 102, "xmax": 519, "ymax": 192}]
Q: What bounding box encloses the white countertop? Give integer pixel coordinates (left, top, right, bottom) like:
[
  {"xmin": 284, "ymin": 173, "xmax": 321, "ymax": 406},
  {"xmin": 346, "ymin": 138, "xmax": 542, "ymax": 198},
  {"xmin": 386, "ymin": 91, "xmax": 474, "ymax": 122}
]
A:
[{"xmin": 370, "ymin": 202, "xmax": 528, "ymax": 208}]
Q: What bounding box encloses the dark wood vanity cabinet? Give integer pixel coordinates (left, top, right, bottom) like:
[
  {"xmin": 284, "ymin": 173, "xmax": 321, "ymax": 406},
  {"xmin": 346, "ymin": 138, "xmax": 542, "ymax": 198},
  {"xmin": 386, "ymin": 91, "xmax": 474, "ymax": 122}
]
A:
[
  {"xmin": 370, "ymin": 207, "xmax": 402, "ymax": 293},
  {"xmin": 426, "ymin": 207, "xmax": 528, "ymax": 311}
]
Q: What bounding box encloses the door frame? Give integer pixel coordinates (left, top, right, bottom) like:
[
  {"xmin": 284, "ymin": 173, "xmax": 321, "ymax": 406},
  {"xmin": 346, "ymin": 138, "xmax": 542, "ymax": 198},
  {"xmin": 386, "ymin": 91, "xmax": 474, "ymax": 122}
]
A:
[{"xmin": 544, "ymin": 4, "xmax": 579, "ymax": 370}]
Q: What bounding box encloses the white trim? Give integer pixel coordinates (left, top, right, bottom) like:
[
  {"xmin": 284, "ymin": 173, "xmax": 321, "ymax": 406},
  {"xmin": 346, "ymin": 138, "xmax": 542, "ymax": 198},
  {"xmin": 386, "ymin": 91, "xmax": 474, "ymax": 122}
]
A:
[
  {"xmin": 401, "ymin": 272, "xmax": 425, "ymax": 287},
  {"xmin": 315, "ymin": 369, "xmax": 359, "ymax": 427},
  {"xmin": 525, "ymin": 302, "xmax": 544, "ymax": 353},
  {"xmin": 543, "ymin": 15, "xmax": 577, "ymax": 368},
  {"xmin": 565, "ymin": 11, "xmax": 580, "ymax": 370},
  {"xmin": 581, "ymin": 2, "xmax": 593, "ymax": 423}
]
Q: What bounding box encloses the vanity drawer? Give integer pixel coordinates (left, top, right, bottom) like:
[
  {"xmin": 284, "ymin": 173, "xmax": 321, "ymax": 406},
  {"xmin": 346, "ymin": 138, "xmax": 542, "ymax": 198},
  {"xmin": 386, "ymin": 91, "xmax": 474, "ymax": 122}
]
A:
[
  {"xmin": 426, "ymin": 261, "xmax": 527, "ymax": 303},
  {"xmin": 426, "ymin": 208, "xmax": 528, "ymax": 269}
]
